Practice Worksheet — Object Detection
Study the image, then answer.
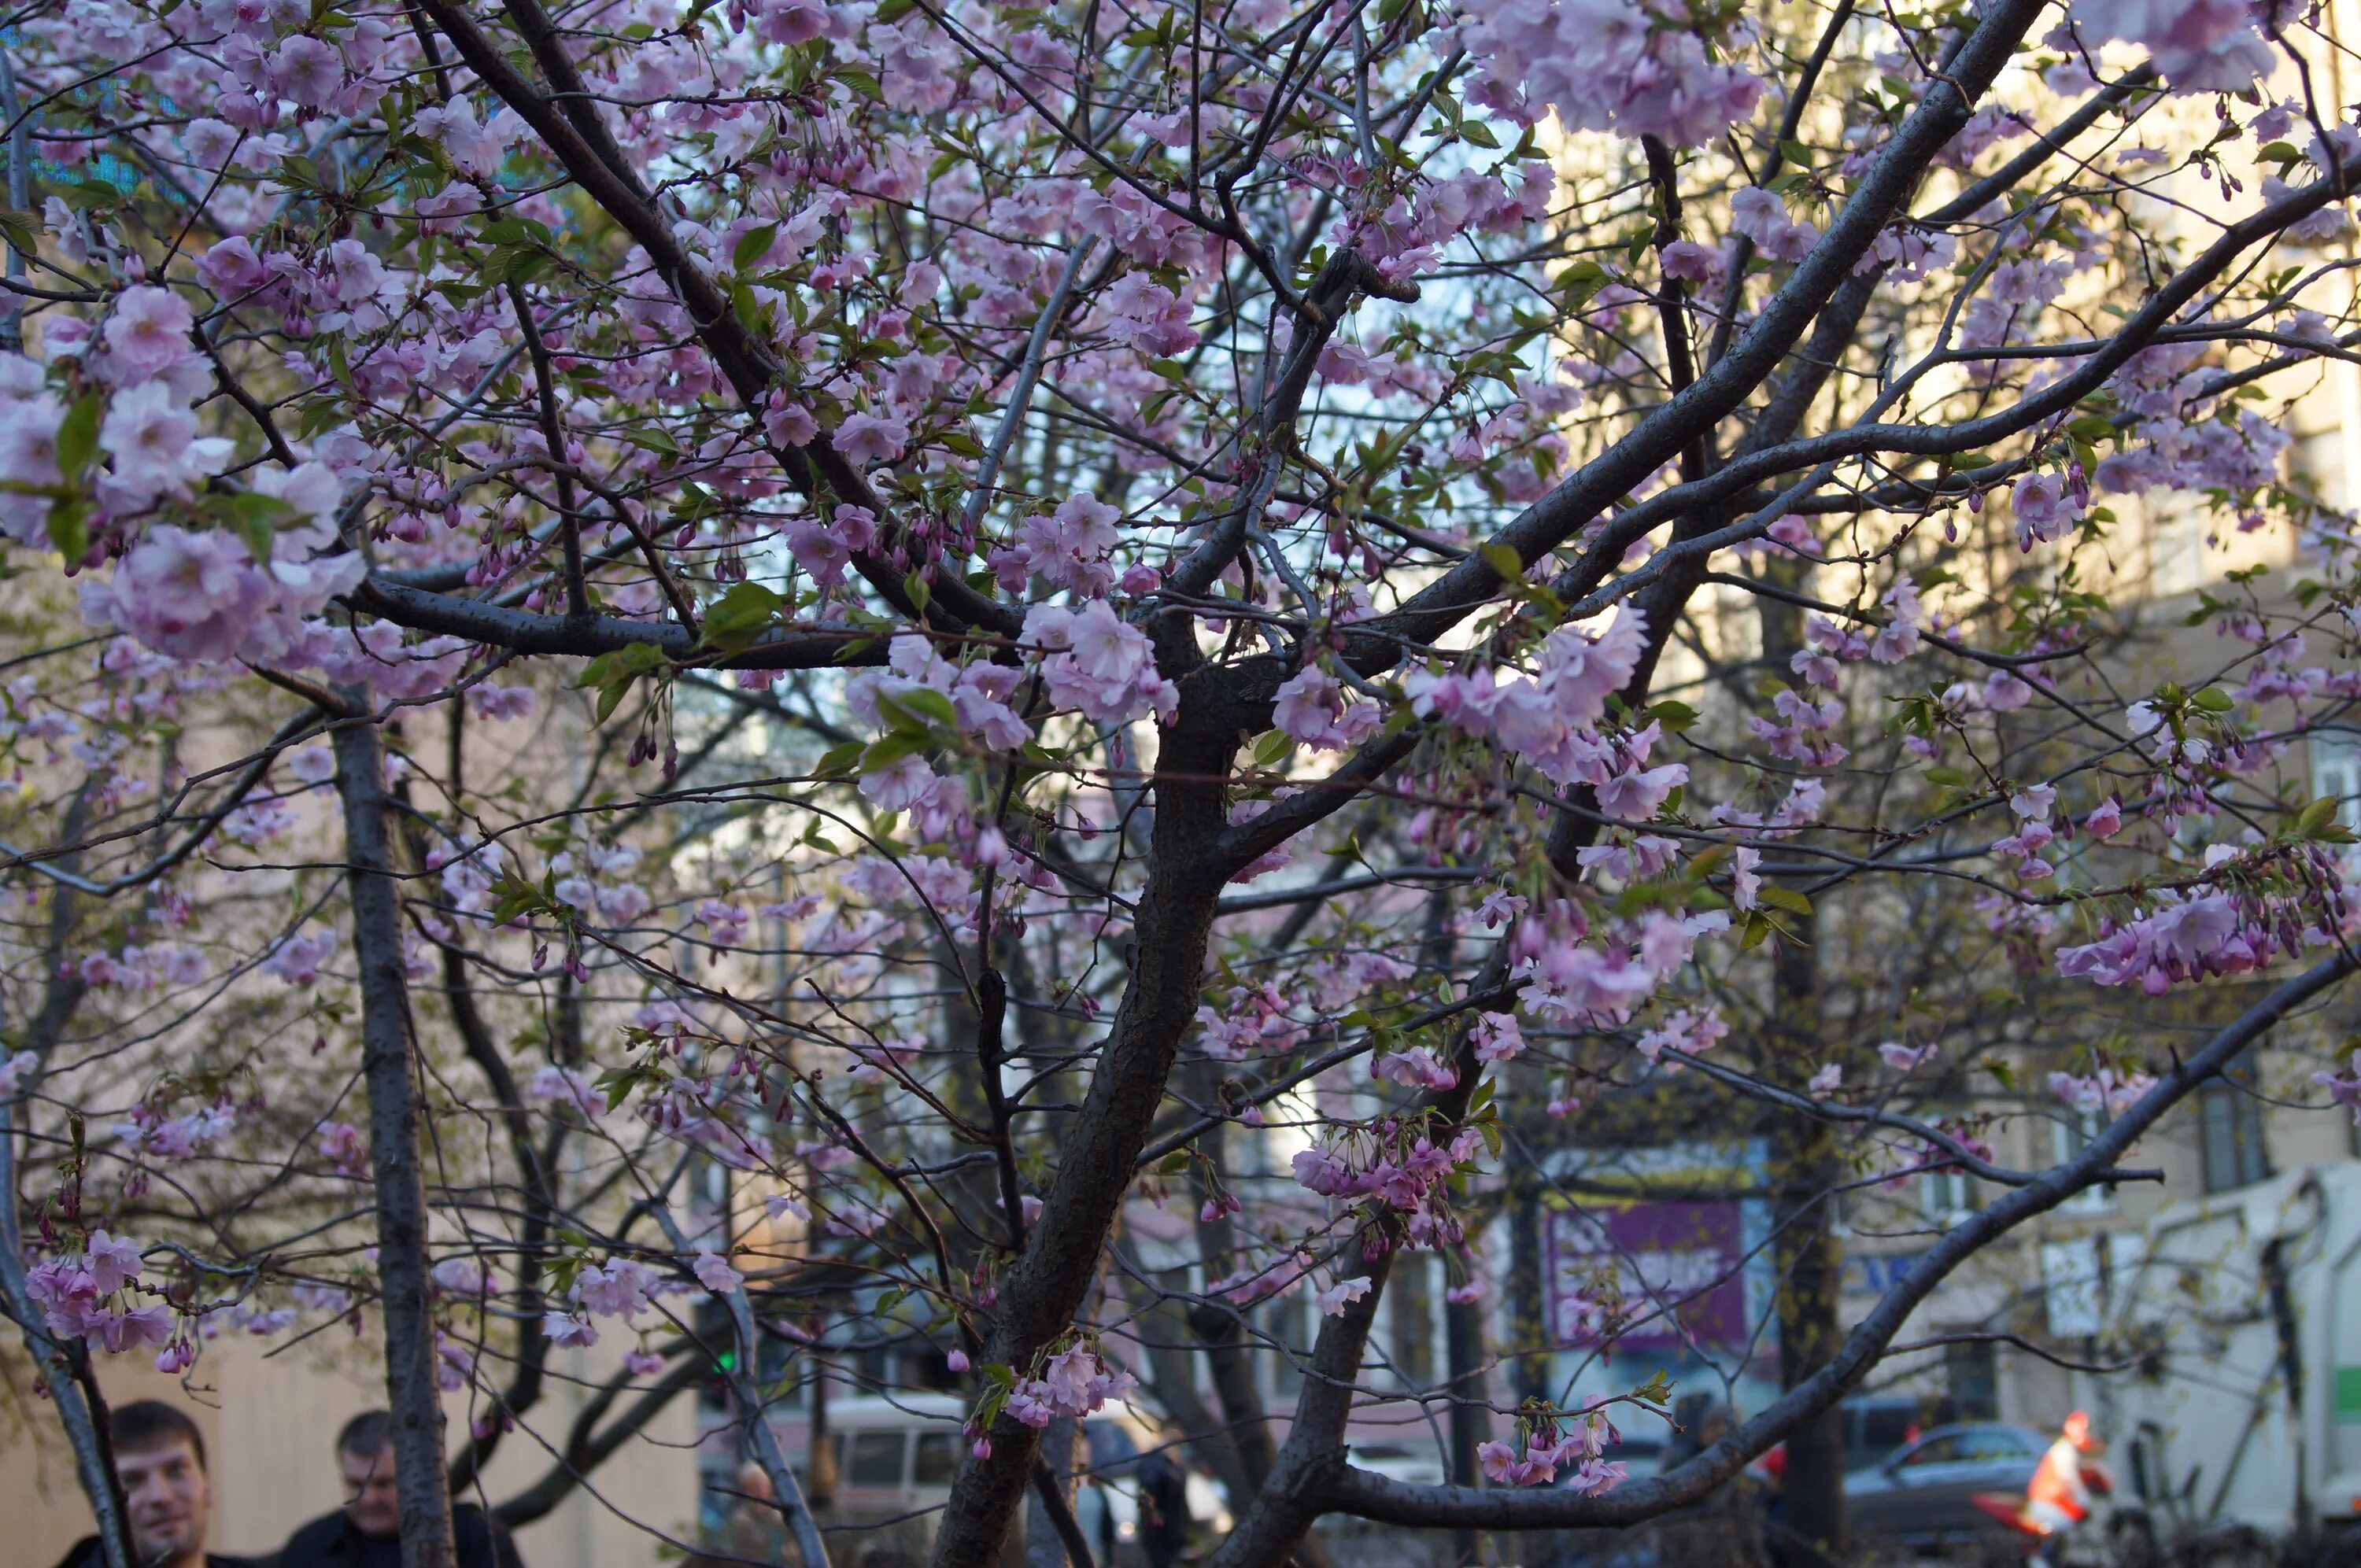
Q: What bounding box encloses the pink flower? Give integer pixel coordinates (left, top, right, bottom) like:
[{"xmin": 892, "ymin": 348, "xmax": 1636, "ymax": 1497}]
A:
[
  {"xmin": 1661, "ymin": 240, "xmax": 1720, "ymax": 282},
  {"xmin": 574, "ymin": 1258, "xmax": 659, "ymax": 1318},
  {"xmin": 1472, "ymin": 1012, "xmax": 1524, "ymax": 1063},
  {"xmin": 625, "ymin": 1348, "xmax": 665, "ymax": 1377},
  {"xmin": 270, "ymin": 35, "xmax": 345, "ymax": 108},
  {"xmin": 102, "ymin": 286, "xmax": 194, "ymax": 380},
  {"xmin": 693, "ymin": 1249, "xmax": 745, "ymax": 1294},
  {"xmin": 431, "ymin": 1257, "xmax": 492, "ymax": 1296},
  {"xmin": 1808, "ymin": 1063, "xmax": 1842, "ymax": 1097},
  {"xmin": 1596, "ymin": 762, "xmax": 1687, "ymax": 821},
  {"xmin": 1373, "ymin": 1046, "xmax": 1458, "ymax": 1090},
  {"xmin": 2314, "ymin": 1067, "xmax": 2361, "ymax": 1124},
  {"xmin": 2011, "ymin": 472, "xmax": 2082, "ymax": 551},
  {"xmin": 1317, "ymin": 1277, "xmax": 1373, "ymax": 1316},
  {"xmin": 86, "ymin": 1230, "xmax": 144, "ymax": 1294},
  {"xmin": 1879, "ymin": 1041, "xmax": 1935, "ymax": 1073},
  {"xmin": 753, "ymin": 0, "xmax": 830, "ymax": 44},
  {"xmin": 91, "ymin": 1303, "xmax": 176, "ymax": 1354},
  {"xmin": 102, "ymin": 386, "xmax": 236, "ymax": 504},
  {"xmin": 197, "ymin": 237, "xmax": 267, "ymax": 296},
  {"xmin": 764, "ymin": 398, "xmax": 819, "ymax": 447},
  {"xmin": 543, "ymin": 1310, "xmax": 599, "ymax": 1348},
  {"xmin": 833, "ymin": 411, "xmax": 910, "ymax": 466},
  {"xmin": 859, "ymin": 754, "xmax": 942, "ymax": 813}
]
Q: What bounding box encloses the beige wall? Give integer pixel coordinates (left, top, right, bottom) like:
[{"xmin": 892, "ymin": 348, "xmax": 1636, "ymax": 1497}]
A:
[{"xmin": 5, "ymin": 1330, "xmax": 700, "ymax": 1567}]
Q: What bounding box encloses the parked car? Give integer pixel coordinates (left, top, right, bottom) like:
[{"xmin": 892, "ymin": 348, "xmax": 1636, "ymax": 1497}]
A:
[
  {"xmin": 1343, "ymin": 1438, "xmax": 1447, "ymax": 1487},
  {"xmin": 1841, "ymin": 1392, "xmax": 1958, "ymax": 1472},
  {"xmin": 815, "ymin": 1393, "xmax": 1226, "ymax": 1564},
  {"xmin": 1846, "ymin": 1422, "xmax": 2049, "ymax": 1551}
]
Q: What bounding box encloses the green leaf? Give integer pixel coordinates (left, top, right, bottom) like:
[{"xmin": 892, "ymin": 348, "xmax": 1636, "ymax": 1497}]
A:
[
  {"xmin": 895, "ymin": 685, "xmax": 959, "ymax": 729},
  {"xmin": 837, "ymin": 68, "xmax": 882, "ymax": 99},
  {"xmin": 859, "ymin": 731, "xmax": 927, "ymax": 772},
  {"xmin": 575, "ymin": 642, "xmax": 670, "ymax": 725},
  {"xmin": 0, "ymin": 209, "xmax": 40, "ymax": 260},
  {"xmin": 733, "ymin": 222, "xmax": 779, "ymax": 275},
  {"xmin": 1479, "ymin": 542, "xmax": 1523, "ymax": 585},
  {"xmin": 1645, "ymin": 699, "xmax": 1698, "ymax": 733},
  {"xmin": 2189, "ymin": 686, "xmax": 2236, "ymax": 713},
  {"xmin": 1251, "ymin": 728, "xmax": 1291, "ymax": 768},
  {"xmin": 1458, "ymin": 119, "xmax": 1499, "ymax": 149},
  {"xmin": 218, "ymin": 491, "xmax": 298, "ymax": 565},
  {"xmin": 1756, "ymin": 884, "xmax": 1813, "ymax": 917},
  {"xmin": 2297, "ymin": 795, "xmax": 2344, "ymax": 836},
  {"xmin": 56, "ymin": 392, "xmax": 101, "ymax": 476},
  {"xmin": 46, "ymin": 493, "xmax": 87, "ymax": 563},
  {"xmin": 700, "ymin": 580, "xmax": 784, "ymax": 655}
]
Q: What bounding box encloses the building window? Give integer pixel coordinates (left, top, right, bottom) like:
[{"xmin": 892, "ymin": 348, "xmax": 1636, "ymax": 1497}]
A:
[
  {"xmin": 2199, "ymin": 1078, "xmax": 2270, "ymax": 1193},
  {"xmin": 1945, "ymin": 1338, "xmax": 2001, "ymax": 1420},
  {"xmin": 2053, "ymin": 1109, "xmax": 2112, "ymax": 1214},
  {"xmin": 1390, "ymin": 1252, "xmax": 1436, "ymax": 1389},
  {"xmin": 1922, "ymin": 1164, "xmax": 1978, "ymax": 1224},
  {"xmin": 2311, "ymin": 731, "xmax": 2361, "ymax": 833}
]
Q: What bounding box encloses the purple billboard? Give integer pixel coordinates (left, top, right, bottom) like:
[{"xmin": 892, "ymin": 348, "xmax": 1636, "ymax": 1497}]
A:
[{"xmin": 1544, "ymin": 1199, "xmax": 1750, "ymax": 1352}]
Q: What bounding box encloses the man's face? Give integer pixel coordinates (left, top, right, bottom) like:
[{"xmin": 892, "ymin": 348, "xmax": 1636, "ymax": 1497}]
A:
[
  {"xmin": 338, "ymin": 1444, "xmax": 401, "ymax": 1538},
  {"xmin": 118, "ymin": 1437, "xmax": 210, "ymax": 1568}
]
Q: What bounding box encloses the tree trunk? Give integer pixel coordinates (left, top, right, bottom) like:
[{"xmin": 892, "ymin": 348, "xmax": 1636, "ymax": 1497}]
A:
[
  {"xmin": 1026, "ymin": 1416, "xmax": 1081, "ymax": 1568},
  {"xmin": 333, "ymin": 707, "xmax": 460, "ymax": 1568},
  {"xmin": 922, "ymin": 708, "xmax": 1238, "ymax": 1568},
  {"xmin": 1446, "ymin": 1274, "xmax": 1492, "ymax": 1566},
  {"xmin": 1755, "ymin": 583, "xmax": 1844, "ymax": 1567},
  {"xmin": 1507, "ymin": 1175, "xmax": 1552, "ymax": 1404},
  {"xmin": 0, "ymin": 1100, "xmax": 134, "ymax": 1568}
]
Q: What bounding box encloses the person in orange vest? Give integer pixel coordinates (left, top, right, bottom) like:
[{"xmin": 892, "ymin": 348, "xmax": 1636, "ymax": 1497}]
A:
[{"xmin": 2021, "ymin": 1410, "xmax": 2112, "ymax": 1566}]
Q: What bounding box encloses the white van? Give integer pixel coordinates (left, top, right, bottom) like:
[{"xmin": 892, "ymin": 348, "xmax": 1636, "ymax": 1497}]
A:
[{"xmin": 808, "ymin": 1393, "xmax": 1228, "ymax": 1564}]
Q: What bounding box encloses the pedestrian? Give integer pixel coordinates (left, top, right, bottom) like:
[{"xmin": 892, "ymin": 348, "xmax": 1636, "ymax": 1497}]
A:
[
  {"xmin": 276, "ymin": 1411, "xmax": 524, "ymax": 1568},
  {"xmin": 1135, "ymin": 1450, "xmax": 1189, "ymax": 1568},
  {"xmin": 49, "ymin": 1400, "xmax": 259, "ymax": 1568}
]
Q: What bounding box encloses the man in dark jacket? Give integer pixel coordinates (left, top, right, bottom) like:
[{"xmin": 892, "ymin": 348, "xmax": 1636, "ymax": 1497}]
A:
[
  {"xmin": 48, "ymin": 1400, "xmax": 260, "ymax": 1568},
  {"xmin": 275, "ymin": 1411, "xmax": 523, "ymax": 1568}
]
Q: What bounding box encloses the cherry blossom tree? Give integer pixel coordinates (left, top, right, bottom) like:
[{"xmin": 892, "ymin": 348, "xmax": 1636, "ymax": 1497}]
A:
[{"xmin": 4, "ymin": 0, "xmax": 2361, "ymax": 1562}]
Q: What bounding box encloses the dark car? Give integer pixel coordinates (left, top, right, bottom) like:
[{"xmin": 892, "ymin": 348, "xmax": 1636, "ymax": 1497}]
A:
[{"xmin": 1845, "ymin": 1422, "xmax": 2049, "ymax": 1551}]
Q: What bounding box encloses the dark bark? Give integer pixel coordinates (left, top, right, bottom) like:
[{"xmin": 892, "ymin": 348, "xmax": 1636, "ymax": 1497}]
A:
[
  {"xmin": 1444, "ymin": 1282, "xmax": 1491, "ymax": 1566},
  {"xmin": 1205, "ymin": 1249, "xmax": 1397, "ymax": 1568},
  {"xmin": 1506, "ymin": 1174, "xmax": 1552, "ymax": 1406},
  {"xmin": 1211, "ymin": 955, "xmax": 1501, "ymax": 1568},
  {"xmin": 0, "ymin": 1107, "xmax": 132, "ymax": 1568},
  {"xmin": 1756, "ymin": 564, "xmax": 1843, "ymax": 1566},
  {"xmin": 1025, "ymin": 1417, "xmax": 1083, "ymax": 1568},
  {"xmin": 1182, "ymin": 1064, "xmax": 1282, "ymax": 1498},
  {"xmin": 1767, "ymin": 927, "xmax": 1844, "ymax": 1566},
  {"xmin": 923, "ymin": 689, "xmax": 1241, "ymax": 1568},
  {"xmin": 333, "ymin": 707, "xmax": 460, "ymax": 1568}
]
